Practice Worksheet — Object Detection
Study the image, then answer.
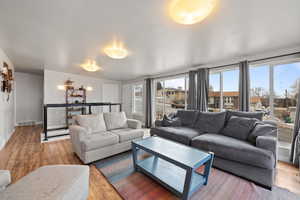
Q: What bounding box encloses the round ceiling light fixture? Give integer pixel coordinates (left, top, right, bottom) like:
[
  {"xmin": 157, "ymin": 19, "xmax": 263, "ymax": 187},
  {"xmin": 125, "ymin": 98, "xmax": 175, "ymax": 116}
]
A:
[
  {"xmin": 169, "ymin": 0, "xmax": 217, "ymax": 25},
  {"xmin": 80, "ymin": 60, "xmax": 101, "ymax": 72},
  {"xmin": 103, "ymin": 40, "xmax": 129, "ymax": 59}
]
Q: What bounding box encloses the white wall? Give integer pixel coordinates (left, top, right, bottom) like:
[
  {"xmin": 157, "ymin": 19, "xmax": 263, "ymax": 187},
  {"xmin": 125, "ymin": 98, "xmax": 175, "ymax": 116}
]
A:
[
  {"xmin": 15, "ymin": 72, "xmax": 43, "ymax": 125},
  {"xmin": 102, "ymin": 83, "xmax": 120, "ymax": 112},
  {"xmin": 44, "ymin": 70, "xmax": 121, "ymax": 128},
  {"xmin": 0, "ymin": 48, "xmax": 15, "ymax": 150}
]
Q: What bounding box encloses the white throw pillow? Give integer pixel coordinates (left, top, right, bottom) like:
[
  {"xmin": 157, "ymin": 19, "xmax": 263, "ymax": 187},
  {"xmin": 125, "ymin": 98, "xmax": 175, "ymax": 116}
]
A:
[
  {"xmin": 103, "ymin": 112, "xmax": 128, "ymax": 130},
  {"xmin": 75, "ymin": 113, "xmax": 107, "ymax": 134}
]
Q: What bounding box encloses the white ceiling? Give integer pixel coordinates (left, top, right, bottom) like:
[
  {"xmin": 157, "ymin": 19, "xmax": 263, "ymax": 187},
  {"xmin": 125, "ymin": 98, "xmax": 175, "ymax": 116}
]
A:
[{"xmin": 0, "ymin": 0, "xmax": 300, "ymax": 81}]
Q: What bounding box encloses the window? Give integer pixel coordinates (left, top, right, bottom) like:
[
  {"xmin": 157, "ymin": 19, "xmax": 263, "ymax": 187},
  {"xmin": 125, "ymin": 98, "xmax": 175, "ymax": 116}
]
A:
[
  {"xmin": 154, "ymin": 76, "xmax": 188, "ymax": 120},
  {"xmin": 250, "ymin": 65, "xmax": 270, "ymax": 113},
  {"xmin": 250, "ymin": 61, "xmax": 300, "ymax": 147},
  {"xmin": 208, "ymin": 73, "xmax": 221, "ymax": 112},
  {"xmin": 132, "ymin": 84, "xmax": 143, "ymax": 114},
  {"xmin": 223, "ymin": 69, "xmax": 239, "ymax": 110},
  {"xmin": 208, "ymin": 67, "xmax": 239, "ymax": 112}
]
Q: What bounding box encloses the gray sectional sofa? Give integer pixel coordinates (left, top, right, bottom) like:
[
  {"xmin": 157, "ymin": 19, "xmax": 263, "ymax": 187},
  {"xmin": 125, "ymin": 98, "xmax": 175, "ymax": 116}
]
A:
[{"xmin": 150, "ymin": 110, "xmax": 278, "ymax": 189}]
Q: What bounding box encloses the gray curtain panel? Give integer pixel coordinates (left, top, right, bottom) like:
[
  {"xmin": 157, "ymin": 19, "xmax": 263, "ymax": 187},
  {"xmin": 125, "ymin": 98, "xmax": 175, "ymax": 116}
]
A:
[
  {"xmin": 196, "ymin": 68, "xmax": 209, "ymax": 112},
  {"xmin": 239, "ymin": 61, "xmax": 250, "ymax": 111},
  {"xmin": 187, "ymin": 70, "xmax": 197, "ymax": 110},
  {"xmin": 290, "ymin": 81, "xmax": 300, "ymax": 166},
  {"xmin": 145, "ymin": 78, "xmax": 152, "ymax": 128}
]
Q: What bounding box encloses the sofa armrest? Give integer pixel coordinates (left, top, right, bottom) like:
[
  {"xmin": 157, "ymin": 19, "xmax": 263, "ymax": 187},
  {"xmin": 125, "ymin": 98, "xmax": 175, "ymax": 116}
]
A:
[
  {"xmin": 69, "ymin": 125, "xmax": 88, "ymax": 142},
  {"xmin": 154, "ymin": 120, "xmax": 163, "ymax": 127},
  {"xmin": 262, "ymin": 120, "xmax": 278, "ymax": 128},
  {"xmin": 0, "ymin": 170, "xmax": 11, "ymax": 190},
  {"xmin": 127, "ymin": 119, "xmax": 142, "ymax": 129},
  {"xmin": 69, "ymin": 125, "xmax": 88, "ymax": 158},
  {"xmin": 256, "ymin": 135, "xmax": 278, "ymax": 164}
]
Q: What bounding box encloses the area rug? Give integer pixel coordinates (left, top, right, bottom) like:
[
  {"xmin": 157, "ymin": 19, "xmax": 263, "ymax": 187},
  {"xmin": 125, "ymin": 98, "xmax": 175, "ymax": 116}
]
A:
[{"xmin": 93, "ymin": 151, "xmax": 299, "ymax": 200}]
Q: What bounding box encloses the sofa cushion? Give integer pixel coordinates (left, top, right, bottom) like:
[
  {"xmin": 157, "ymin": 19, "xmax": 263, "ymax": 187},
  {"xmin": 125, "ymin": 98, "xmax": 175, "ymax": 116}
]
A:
[
  {"xmin": 226, "ymin": 110, "xmax": 263, "ymax": 122},
  {"xmin": 248, "ymin": 123, "xmax": 277, "ymax": 144},
  {"xmin": 176, "ymin": 110, "xmax": 198, "ymax": 127},
  {"xmin": 82, "ymin": 133, "xmax": 119, "ymax": 151},
  {"xmin": 194, "ymin": 112, "xmax": 226, "ymax": 134},
  {"xmin": 191, "ymin": 134, "xmax": 275, "ymax": 169},
  {"xmin": 103, "ymin": 112, "xmax": 128, "ymax": 130},
  {"xmin": 222, "ymin": 116, "xmax": 257, "ymax": 141},
  {"xmin": 150, "ymin": 127, "xmax": 201, "ymax": 145},
  {"xmin": 162, "ymin": 115, "xmax": 182, "ymax": 127},
  {"xmin": 110, "ymin": 128, "xmax": 144, "ymax": 142},
  {"xmin": 75, "ymin": 114, "xmax": 107, "ymax": 134}
]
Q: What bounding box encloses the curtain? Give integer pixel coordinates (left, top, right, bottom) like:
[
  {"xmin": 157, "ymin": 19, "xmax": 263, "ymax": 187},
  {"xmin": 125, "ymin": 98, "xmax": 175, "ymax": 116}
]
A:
[
  {"xmin": 196, "ymin": 68, "xmax": 209, "ymax": 111},
  {"xmin": 290, "ymin": 81, "xmax": 300, "ymax": 166},
  {"xmin": 239, "ymin": 61, "xmax": 250, "ymax": 111},
  {"xmin": 145, "ymin": 78, "xmax": 153, "ymax": 128},
  {"xmin": 187, "ymin": 70, "xmax": 197, "ymax": 110}
]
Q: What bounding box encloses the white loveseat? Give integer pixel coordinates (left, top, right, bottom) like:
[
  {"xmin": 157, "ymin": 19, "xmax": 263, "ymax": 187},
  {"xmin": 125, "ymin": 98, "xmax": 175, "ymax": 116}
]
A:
[{"xmin": 70, "ymin": 112, "xmax": 144, "ymax": 164}]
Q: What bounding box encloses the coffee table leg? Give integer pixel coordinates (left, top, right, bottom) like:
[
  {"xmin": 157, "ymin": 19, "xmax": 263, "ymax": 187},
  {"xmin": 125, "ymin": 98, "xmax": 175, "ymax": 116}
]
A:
[
  {"xmin": 204, "ymin": 152, "xmax": 214, "ymax": 185},
  {"xmin": 132, "ymin": 143, "xmax": 138, "ymax": 171},
  {"xmin": 182, "ymin": 168, "xmax": 192, "ymax": 200}
]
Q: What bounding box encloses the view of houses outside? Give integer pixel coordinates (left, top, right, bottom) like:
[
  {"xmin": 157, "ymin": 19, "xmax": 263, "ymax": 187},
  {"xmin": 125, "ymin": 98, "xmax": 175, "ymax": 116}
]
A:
[
  {"xmin": 155, "ymin": 77, "xmax": 187, "ymax": 119},
  {"xmin": 208, "ymin": 68, "xmax": 240, "ymax": 111}
]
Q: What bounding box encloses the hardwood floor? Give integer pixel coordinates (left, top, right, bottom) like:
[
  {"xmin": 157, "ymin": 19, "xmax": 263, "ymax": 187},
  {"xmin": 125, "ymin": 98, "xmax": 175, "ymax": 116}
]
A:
[
  {"xmin": 0, "ymin": 126, "xmax": 122, "ymax": 200},
  {"xmin": 0, "ymin": 126, "xmax": 300, "ymax": 199}
]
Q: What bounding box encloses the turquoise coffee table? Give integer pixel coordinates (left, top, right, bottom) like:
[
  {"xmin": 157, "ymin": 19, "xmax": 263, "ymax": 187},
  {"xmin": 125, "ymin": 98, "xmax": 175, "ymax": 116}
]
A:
[{"xmin": 132, "ymin": 137, "xmax": 214, "ymax": 200}]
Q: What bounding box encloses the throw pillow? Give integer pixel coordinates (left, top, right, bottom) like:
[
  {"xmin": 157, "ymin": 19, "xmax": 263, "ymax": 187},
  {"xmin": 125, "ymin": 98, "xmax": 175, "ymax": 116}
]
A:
[
  {"xmin": 248, "ymin": 123, "xmax": 277, "ymax": 144},
  {"xmin": 226, "ymin": 110, "xmax": 263, "ymax": 122},
  {"xmin": 75, "ymin": 113, "xmax": 107, "ymax": 134},
  {"xmin": 103, "ymin": 112, "xmax": 128, "ymax": 130},
  {"xmin": 194, "ymin": 112, "xmax": 226, "ymax": 134},
  {"xmin": 162, "ymin": 115, "xmax": 182, "ymax": 127},
  {"xmin": 176, "ymin": 110, "xmax": 198, "ymax": 127},
  {"xmin": 222, "ymin": 116, "xmax": 257, "ymax": 141}
]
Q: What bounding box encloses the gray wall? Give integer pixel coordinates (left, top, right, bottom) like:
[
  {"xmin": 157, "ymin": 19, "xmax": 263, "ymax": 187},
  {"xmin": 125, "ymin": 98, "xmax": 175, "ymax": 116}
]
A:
[{"xmin": 15, "ymin": 72, "xmax": 44, "ymax": 125}]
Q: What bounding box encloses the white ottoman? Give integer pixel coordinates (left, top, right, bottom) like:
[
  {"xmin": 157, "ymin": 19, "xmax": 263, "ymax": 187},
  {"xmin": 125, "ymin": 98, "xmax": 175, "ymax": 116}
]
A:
[{"xmin": 0, "ymin": 165, "xmax": 89, "ymax": 200}]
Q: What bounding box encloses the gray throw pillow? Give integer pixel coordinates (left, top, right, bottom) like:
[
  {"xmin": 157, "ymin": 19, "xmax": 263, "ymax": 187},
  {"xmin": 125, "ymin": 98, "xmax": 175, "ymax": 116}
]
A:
[
  {"xmin": 176, "ymin": 110, "xmax": 198, "ymax": 127},
  {"xmin": 226, "ymin": 110, "xmax": 263, "ymax": 122},
  {"xmin": 162, "ymin": 116, "xmax": 182, "ymax": 127},
  {"xmin": 194, "ymin": 112, "xmax": 226, "ymax": 134},
  {"xmin": 248, "ymin": 123, "xmax": 277, "ymax": 144},
  {"xmin": 222, "ymin": 116, "xmax": 257, "ymax": 141}
]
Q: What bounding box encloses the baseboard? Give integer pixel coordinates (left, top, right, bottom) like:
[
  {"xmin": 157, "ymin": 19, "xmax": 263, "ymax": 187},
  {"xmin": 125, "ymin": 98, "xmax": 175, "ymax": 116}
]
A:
[{"xmin": 16, "ymin": 121, "xmax": 43, "ymax": 126}]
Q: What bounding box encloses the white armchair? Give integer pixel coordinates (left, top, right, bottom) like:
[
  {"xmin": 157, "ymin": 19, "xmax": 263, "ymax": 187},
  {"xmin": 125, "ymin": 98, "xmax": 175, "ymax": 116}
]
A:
[{"xmin": 0, "ymin": 165, "xmax": 89, "ymax": 200}]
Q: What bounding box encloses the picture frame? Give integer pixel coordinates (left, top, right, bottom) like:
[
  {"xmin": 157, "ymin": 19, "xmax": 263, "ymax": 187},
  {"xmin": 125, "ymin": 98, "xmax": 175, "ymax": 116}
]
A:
[
  {"xmin": 8, "ymin": 69, "xmax": 13, "ymax": 80},
  {"xmin": 7, "ymin": 81, "xmax": 12, "ymax": 93},
  {"xmin": 1, "ymin": 80, "xmax": 6, "ymax": 92}
]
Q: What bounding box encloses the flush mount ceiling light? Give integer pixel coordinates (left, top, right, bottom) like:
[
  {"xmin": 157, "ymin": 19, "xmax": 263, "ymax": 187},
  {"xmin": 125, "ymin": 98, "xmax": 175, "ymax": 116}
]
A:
[
  {"xmin": 103, "ymin": 40, "xmax": 129, "ymax": 59},
  {"xmin": 169, "ymin": 0, "xmax": 217, "ymax": 25},
  {"xmin": 80, "ymin": 60, "xmax": 101, "ymax": 72}
]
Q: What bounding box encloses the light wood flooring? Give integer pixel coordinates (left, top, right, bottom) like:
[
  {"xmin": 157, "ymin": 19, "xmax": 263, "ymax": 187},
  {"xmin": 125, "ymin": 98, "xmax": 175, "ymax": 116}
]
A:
[{"xmin": 0, "ymin": 126, "xmax": 299, "ymax": 199}]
